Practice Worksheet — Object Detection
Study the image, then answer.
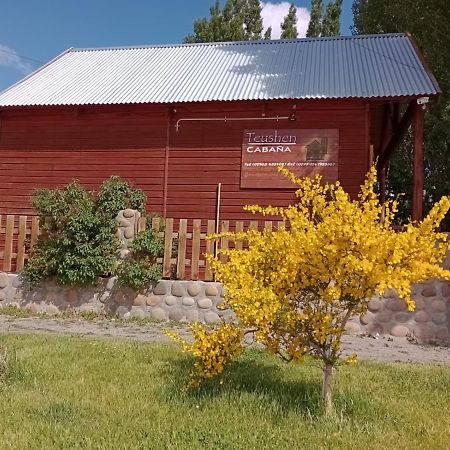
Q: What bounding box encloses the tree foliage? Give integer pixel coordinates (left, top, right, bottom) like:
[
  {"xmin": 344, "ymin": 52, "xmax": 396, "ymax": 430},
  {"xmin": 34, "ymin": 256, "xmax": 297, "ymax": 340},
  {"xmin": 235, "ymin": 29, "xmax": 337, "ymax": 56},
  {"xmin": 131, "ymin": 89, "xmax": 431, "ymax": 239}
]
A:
[
  {"xmin": 184, "ymin": 0, "xmax": 268, "ymax": 43},
  {"xmin": 321, "ymin": 0, "xmax": 343, "ymax": 36},
  {"xmin": 243, "ymin": 0, "xmax": 264, "ymax": 40},
  {"xmin": 280, "ymin": 4, "xmax": 298, "ymax": 39},
  {"xmin": 24, "ymin": 177, "xmax": 147, "ymax": 287},
  {"xmin": 306, "ymin": 0, "xmax": 323, "ymax": 37},
  {"xmin": 169, "ymin": 167, "xmax": 450, "ymax": 414},
  {"xmin": 352, "ymin": 0, "xmax": 450, "ymax": 228},
  {"xmin": 306, "ymin": 0, "xmax": 342, "ymax": 37}
]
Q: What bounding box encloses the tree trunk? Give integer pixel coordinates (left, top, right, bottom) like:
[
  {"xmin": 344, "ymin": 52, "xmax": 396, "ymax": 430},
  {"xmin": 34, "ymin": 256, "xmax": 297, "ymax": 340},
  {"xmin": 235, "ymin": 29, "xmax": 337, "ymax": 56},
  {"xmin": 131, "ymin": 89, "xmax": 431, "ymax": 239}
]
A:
[{"xmin": 322, "ymin": 363, "xmax": 333, "ymax": 416}]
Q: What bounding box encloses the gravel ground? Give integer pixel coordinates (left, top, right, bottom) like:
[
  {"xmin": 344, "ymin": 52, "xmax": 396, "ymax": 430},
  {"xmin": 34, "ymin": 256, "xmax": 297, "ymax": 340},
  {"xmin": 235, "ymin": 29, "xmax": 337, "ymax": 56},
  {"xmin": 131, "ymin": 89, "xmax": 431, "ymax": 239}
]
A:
[{"xmin": 0, "ymin": 315, "xmax": 449, "ymax": 364}]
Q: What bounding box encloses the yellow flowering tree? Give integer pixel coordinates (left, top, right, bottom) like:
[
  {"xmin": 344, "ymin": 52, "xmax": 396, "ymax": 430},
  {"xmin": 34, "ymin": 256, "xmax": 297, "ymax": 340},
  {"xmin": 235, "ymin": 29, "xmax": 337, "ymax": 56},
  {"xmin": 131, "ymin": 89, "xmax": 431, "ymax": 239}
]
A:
[{"xmin": 169, "ymin": 166, "xmax": 450, "ymax": 415}]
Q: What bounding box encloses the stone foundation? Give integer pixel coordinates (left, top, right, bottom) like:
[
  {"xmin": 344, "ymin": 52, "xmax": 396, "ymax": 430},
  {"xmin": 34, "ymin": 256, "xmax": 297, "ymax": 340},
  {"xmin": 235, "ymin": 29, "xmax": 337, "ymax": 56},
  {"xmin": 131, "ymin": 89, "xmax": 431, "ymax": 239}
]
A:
[
  {"xmin": 0, "ymin": 272, "xmax": 449, "ymax": 344},
  {"xmin": 345, "ymin": 280, "xmax": 450, "ymax": 343},
  {"xmin": 0, "ymin": 273, "xmax": 230, "ymax": 324}
]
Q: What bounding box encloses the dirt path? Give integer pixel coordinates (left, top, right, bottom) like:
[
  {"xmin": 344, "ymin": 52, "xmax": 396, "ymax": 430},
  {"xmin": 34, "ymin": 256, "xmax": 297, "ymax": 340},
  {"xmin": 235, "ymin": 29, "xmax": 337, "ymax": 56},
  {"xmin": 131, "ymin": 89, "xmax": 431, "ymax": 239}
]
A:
[{"xmin": 0, "ymin": 315, "xmax": 449, "ymax": 365}]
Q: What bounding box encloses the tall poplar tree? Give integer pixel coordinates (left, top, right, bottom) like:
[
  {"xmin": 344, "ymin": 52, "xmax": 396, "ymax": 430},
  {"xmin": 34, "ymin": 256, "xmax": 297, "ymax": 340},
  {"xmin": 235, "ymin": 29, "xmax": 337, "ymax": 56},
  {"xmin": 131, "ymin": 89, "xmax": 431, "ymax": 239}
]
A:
[
  {"xmin": 263, "ymin": 26, "xmax": 272, "ymax": 40},
  {"xmin": 184, "ymin": 1, "xmax": 225, "ymax": 43},
  {"xmin": 184, "ymin": 0, "xmax": 268, "ymax": 43},
  {"xmin": 306, "ymin": 0, "xmax": 342, "ymax": 37},
  {"xmin": 280, "ymin": 3, "xmax": 299, "ymax": 39},
  {"xmin": 306, "ymin": 0, "xmax": 323, "ymax": 37},
  {"xmin": 244, "ymin": 0, "xmax": 264, "ymax": 39},
  {"xmin": 321, "ymin": 0, "xmax": 343, "ymax": 36},
  {"xmin": 222, "ymin": 0, "xmax": 246, "ymax": 41}
]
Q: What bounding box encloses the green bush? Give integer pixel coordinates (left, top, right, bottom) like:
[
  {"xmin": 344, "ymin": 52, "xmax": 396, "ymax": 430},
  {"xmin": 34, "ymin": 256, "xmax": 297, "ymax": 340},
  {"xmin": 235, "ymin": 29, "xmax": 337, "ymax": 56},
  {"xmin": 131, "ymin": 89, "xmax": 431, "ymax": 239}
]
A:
[
  {"xmin": 116, "ymin": 228, "xmax": 164, "ymax": 291},
  {"xmin": 96, "ymin": 176, "xmax": 146, "ymax": 217},
  {"xmin": 24, "ymin": 177, "xmax": 147, "ymax": 286}
]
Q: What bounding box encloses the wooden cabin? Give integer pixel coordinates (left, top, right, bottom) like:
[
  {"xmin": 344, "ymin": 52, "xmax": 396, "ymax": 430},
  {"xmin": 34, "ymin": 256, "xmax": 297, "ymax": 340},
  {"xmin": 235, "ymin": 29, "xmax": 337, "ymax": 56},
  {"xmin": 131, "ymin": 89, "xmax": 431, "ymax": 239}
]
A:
[{"xmin": 0, "ymin": 33, "xmax": 440, "ymax": 222}]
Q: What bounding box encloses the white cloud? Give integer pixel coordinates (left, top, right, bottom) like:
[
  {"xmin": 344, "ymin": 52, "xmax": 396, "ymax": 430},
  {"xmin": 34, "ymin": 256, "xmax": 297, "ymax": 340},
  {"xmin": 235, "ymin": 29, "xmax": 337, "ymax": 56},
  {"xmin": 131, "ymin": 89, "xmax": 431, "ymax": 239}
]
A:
[
  {"xmin": 0, "ymin": 44, "xmax": 32, "ymax": 73},
  {"xmin": 261, "ymin": 2, "xmax": 310, "ymax": 39}
]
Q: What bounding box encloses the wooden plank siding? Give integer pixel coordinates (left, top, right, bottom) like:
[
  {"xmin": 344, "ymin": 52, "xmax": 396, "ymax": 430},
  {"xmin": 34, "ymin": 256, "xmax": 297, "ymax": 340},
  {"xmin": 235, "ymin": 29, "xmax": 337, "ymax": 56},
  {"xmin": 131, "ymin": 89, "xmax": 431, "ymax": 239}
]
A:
[
  {"xmin": 167, "ymin": 100, "xmax": 369, "ymax": 219},
  {"xmin": 0, "ymin": 104, "xmax": 167, "ymax": 215},
  {"xmin": 0, "ymin": 99, "xmax": 371, "ymax": 220}
]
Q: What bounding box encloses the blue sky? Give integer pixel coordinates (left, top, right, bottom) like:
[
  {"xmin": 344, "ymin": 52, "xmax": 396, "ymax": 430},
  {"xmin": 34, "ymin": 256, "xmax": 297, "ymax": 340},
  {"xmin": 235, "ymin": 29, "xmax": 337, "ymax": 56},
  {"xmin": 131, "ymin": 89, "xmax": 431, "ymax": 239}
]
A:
[{"xmin": 0, "ymin": 0, "xmax": 353, "ymax": 92}]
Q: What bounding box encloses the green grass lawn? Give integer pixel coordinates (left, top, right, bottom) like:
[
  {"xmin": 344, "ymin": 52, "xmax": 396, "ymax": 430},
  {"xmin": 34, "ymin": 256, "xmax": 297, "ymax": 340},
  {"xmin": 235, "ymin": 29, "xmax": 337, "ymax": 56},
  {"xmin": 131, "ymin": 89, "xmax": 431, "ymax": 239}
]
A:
[{"xmin": 0, "ymin": 334, "xmax": 449, "ymax": 450}]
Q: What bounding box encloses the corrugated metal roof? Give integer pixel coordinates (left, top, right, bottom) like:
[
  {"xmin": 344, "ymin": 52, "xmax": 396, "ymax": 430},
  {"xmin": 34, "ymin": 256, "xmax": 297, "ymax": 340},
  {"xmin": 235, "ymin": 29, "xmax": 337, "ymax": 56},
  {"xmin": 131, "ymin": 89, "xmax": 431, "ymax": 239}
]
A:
[{"xmin": 0, "ymin": 33, "xmax": 440, "ymax": 107}]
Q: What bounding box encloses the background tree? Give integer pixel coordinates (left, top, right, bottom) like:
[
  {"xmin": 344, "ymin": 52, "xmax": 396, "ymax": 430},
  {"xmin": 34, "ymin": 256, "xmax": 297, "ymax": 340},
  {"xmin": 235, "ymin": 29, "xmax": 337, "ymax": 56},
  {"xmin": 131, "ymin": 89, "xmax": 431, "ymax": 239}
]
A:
[
  {"xmin": 263, "ymin": 26, "xmax": 272, "ymax": 40},
  {"xmin": 321, "ymin": 0, "xmax": 343, "ymax": 36},
  {"xmin": 184, "ymin": 0, "xmax": 268, "ymax": 43},
  {"xmin": 280, "ymin": 4, "xmax": 299, "ymax": 39},
  {"xmin": 306, "ymin": 0, "xmax": 323, "ymax": 37},
  {"xmin": 352, "ymin": 0, "xmax": 450, "ymax": 228},
  {"xmin": 184, "ymin": 1, "xmax": 225, "ymax": 43},
  {"xmin": 306, "ymin": 0, "xmax": 342, "ymax": 37},
  {"xmin": 170, "ymin": 167, "xmax": 450, "ymax": 415},
  {"xmin": 243, "ymin": 0, "xmax": 264, "ymax": 39}
]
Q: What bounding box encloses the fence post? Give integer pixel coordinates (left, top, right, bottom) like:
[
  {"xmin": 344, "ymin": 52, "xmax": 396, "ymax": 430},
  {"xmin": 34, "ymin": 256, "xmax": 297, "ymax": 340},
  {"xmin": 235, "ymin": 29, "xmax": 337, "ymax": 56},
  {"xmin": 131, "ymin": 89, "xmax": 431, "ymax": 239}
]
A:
[
  {"xmin": 3, "ymin": 216, "xmax": 14, "ymax": 272},
  {"xmin": 205, "ymin": 220, "xmax": 216, "ymax": 281},
  {"xmin": 16, "ymin": 216, "xmax": 27, "ymax": 270},
  {"xmin": 176, "ymin": 219, "xmax": 187, "ymax": 279},
  {"xmin": 163, "ymin": 218, "xmax": 174, "ymax": 278},
  {"xmin": 191, "ymin": 219, "xmax": 201, "ymax": 280}
]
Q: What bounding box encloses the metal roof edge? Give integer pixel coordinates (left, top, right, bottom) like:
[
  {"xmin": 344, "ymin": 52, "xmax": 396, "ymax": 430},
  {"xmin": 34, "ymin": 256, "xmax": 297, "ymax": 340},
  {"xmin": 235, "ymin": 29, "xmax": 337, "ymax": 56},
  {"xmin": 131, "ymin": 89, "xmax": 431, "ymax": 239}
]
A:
[
  {"xmin": 405, "ymin": 32, "xmax": 442, "ymax": 98},
  {"xmin": 1, "ymin": 93, "xmax": 440, "ymax": 110},
  {"xmin": 0, "ymin": 47, "xmax": 74, "ymax": 99},
  {"xmin": 68, "ymin": 33, "xmax": 409, "ymax": 53}
]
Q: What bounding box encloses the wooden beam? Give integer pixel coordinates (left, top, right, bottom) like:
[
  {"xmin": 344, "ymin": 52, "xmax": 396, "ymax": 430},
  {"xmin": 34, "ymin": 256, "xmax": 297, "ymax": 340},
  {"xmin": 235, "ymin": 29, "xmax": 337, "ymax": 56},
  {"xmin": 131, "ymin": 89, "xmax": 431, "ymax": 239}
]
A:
[
  {"xmin": 412, "ymin": 103, "xmax": 425, "ymax": 221},
  {"xmin": 377, "ymin": 101, "xmax": 415, "ymax": 170}
]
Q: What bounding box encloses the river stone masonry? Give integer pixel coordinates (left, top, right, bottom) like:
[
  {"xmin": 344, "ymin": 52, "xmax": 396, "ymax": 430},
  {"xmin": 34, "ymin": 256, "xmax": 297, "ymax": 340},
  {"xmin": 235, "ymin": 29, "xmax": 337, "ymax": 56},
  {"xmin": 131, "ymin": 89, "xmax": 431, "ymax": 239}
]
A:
[
  {"xmin": 0, "ymin": 272, "xmax": 449, "ymax": 344},
  {"xmin": 344, "ymin": 280, "xmax": 450, "ymax": 343},
  {"xmin": 116, "ymin": 209, "xmax": 140, "ymax": 252},
  {"xmin": 0, "ymin": 274, "xmax": 230, "ymax": 324}
]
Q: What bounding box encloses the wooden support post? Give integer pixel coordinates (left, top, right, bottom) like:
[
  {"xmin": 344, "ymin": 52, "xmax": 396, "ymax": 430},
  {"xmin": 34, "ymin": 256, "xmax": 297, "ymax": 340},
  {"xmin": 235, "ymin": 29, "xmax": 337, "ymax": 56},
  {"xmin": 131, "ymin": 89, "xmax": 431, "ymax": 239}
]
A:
[
  {"xmin": 412, "ymin": 103, "xmax": 425, "ymax": 222},
  {"xmin": 377, "ymin": 101, "xmax": 415, "ymax": 170}
]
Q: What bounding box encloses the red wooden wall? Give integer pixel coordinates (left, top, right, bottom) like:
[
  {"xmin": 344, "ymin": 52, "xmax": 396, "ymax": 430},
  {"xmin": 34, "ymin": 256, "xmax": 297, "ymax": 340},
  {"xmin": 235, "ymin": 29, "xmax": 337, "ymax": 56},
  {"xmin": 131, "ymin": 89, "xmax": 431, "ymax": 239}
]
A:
[
  {"xmin": 0, "ymin": 99, "xmax": 372, "ymax": 220},
  {"xmin": 0, "ymin": 105, "xmax": 167, "ymax": 215}
]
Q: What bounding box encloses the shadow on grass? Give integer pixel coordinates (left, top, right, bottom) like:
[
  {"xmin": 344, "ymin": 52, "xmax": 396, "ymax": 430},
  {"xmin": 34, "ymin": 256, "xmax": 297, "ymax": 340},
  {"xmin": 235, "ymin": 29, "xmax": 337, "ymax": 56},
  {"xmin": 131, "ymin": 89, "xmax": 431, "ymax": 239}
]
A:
[
  {"xmin": 160, "ymin": 348, "xmax": 324, "ymax": 419},
  {"xmin": 160, "ymin": 348, "xmax": 387, "ymax": 421}
]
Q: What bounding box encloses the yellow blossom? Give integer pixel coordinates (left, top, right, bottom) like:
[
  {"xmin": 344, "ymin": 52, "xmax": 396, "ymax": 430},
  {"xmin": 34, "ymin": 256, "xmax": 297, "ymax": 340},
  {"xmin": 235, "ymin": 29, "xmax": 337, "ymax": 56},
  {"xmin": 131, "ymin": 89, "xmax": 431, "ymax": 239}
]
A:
[{"xmin": 169, "ymin": 165, "xmax": 450, "ymax": 392}]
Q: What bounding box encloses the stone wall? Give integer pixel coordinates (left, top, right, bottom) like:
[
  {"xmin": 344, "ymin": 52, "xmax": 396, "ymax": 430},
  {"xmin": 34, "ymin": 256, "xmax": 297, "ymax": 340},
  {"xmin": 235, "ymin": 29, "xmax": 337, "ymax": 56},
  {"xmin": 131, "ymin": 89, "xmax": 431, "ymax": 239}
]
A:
[
  {"xmin": 0, "ymin": 273, "xmax": 230, "ymax": 324},
  {"xmin": 0, "ymin": 272, "xmax": 449, "ymax": 344},
  {"xmin": 345, "ymin": 280, "xmax": 450, "ymax": 343}
]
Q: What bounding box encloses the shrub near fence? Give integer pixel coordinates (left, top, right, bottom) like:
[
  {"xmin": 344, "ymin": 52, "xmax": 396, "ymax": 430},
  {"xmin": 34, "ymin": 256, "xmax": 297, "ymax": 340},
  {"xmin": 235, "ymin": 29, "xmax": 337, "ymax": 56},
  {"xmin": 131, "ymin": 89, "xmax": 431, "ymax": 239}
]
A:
[{"xmin": 0, "ymin": 214, "xmax": 282, "ymax": 280}]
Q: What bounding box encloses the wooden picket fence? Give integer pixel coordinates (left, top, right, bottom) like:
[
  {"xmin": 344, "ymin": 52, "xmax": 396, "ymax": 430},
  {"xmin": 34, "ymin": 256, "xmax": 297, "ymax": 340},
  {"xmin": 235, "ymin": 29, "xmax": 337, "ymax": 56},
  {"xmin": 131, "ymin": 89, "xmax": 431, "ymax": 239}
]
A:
[
  {"xmin": 0, "ymin": 215, "xmax": 40, "ymax": 272},
  {"xmin": 0, "ymin": 214, "xmax": 283, "ymax": 280}
]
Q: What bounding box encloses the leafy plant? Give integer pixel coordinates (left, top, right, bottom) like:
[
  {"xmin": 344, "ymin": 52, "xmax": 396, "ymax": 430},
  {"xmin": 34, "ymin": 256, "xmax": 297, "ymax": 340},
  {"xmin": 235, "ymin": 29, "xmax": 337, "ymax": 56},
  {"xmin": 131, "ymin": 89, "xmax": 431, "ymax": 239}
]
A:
[
  {"xmin": 24, "ymin": 177, "xmax": 147, "ymax": 286},
  {"xmin": 97, "ymin": 176, "xmax": 146, "ymax": 217},
  {"xmin": 116, "ymin": 227, "xmax": 164, "ymax": 291},
  {"xmin": 169, "ymin": 166, "xmax": 450, "ymax": 415}
]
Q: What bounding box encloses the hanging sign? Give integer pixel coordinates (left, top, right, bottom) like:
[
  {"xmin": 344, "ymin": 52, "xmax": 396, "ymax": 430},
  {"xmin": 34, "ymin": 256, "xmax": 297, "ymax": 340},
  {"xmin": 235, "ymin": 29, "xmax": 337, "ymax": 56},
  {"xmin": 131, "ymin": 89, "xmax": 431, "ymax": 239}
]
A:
[{"xmin": 240, "ymin": 129, "xmax": 339, "ymax": 188}]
